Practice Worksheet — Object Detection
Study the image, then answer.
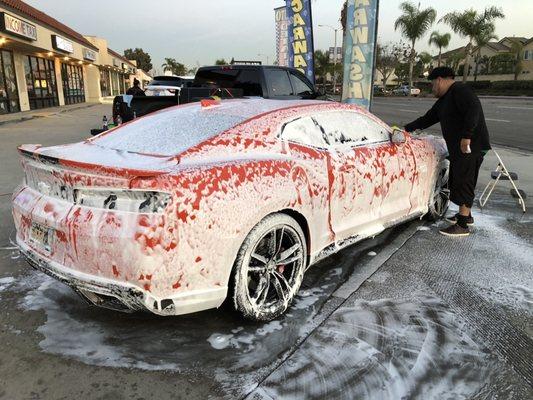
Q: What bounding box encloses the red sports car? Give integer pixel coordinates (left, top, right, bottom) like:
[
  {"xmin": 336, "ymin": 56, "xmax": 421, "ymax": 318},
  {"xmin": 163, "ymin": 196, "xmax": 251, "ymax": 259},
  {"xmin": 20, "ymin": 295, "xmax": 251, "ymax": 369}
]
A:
[{"xmin": 12, "ymin": 99, "xmax": 449, "ymax": 321}]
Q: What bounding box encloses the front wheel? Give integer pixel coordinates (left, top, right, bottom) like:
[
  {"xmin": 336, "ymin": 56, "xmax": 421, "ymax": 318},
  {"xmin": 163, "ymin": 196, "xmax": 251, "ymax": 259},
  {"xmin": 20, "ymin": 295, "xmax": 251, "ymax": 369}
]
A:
[
  {"xmin": 427, "ymin": 164, "xmax": 450, "ymax": 221},
  {"xmin": 232, "ymin": 214, "xmax": 307, "ymax": 321}
]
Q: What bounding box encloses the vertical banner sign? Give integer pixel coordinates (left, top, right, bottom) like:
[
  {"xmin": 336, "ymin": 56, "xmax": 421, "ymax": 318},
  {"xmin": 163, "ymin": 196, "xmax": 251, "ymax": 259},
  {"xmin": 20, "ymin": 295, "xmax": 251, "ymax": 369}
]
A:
[
  {"xmin": 342, "ymin": 0, "xmax": 379, "ymax": 109},
  {"xmin": 274, "ymin": 7, "xmax": 289, "ymax": 67},
  {"xmin": 286, "ymin": 0, "xmax": 315, "ymax": 84}
]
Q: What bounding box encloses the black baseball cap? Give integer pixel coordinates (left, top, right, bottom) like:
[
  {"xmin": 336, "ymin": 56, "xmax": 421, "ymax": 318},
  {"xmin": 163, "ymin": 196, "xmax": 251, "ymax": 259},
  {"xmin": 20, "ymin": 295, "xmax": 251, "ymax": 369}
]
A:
[{"xmin": 427, "ymin": 66, "xmax": 455, "ymax": 80}]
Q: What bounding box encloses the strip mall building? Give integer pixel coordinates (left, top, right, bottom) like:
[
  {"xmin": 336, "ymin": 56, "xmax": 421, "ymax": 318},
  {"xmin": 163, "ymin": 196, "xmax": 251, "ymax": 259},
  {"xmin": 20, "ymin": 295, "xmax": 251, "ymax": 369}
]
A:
[{"xmin": 0, "ymin": 0, "xmax": 149, "ymax": 114}]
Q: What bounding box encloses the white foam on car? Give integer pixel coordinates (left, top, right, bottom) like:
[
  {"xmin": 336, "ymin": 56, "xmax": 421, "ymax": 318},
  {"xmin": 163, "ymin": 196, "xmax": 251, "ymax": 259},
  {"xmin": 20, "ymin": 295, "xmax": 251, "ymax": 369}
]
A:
[{"xmin": 92, "ymin": 99, "xmax": 324, "ymax": 157}]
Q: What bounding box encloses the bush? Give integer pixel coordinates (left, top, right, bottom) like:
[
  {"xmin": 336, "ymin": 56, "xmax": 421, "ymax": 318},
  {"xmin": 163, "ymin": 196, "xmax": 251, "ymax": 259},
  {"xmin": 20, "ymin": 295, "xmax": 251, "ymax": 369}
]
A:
[
  {"xmin": 491, "ymin": 80, "xmax": 533, "ymax": 90},
  {"xmin": 466, "ymin": 81, "xmax": 491, "ymax": 90}
]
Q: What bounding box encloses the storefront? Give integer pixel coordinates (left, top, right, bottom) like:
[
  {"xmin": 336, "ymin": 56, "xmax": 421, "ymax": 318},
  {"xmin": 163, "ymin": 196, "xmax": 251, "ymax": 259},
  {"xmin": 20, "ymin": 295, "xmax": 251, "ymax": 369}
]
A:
[
  {"xmin": 61, "ymin": 62, "xmax": 84, "ymax": 104},
  {"xmin": 0, "ymin": 1, "xmax": 101, "ymax": 112},
  {"xmin": 84, "ymin": 36, "xmax": 135, "ymax": 98},
  {"xmin": 0, "ymin": 48, "xmax": 20, "ymax": 113},
  {"xmin": 23, "ymin": 55, "xmax": 58, "ymax": 109}
]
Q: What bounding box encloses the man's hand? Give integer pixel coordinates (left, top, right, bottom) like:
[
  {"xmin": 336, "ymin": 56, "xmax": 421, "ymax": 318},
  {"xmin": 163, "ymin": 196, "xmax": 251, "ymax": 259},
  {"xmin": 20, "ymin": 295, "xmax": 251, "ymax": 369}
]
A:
[{"xmin": 461, "ymin": 138, "xmax": 471, "ymax": 154}]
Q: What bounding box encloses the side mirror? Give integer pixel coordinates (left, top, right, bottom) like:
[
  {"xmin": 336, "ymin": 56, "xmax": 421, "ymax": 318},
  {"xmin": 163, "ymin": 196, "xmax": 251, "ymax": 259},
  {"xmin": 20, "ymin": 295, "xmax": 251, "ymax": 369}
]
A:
[{"xmin": 390, "ymin": 128, "xmax": 407, "ymax": 144}]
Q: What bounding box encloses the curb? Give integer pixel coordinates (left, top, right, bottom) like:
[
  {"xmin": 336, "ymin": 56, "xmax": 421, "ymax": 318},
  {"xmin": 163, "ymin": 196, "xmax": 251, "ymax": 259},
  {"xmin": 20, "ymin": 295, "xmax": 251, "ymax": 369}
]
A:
[
  {"xmin": 478, "ymin": 95, "xmax": 533, "ymax": 101},
  {"xmin": 0, "ymin": 103, "xmax": 100, "ymax": 127}
]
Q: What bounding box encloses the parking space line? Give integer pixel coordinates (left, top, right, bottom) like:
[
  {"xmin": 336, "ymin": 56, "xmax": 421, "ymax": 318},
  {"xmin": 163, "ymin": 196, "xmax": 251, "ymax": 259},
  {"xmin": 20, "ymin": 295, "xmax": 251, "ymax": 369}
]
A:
[
  {"xmin": 486, "ymin": 118, "xmax": 511, "ymax": 123},
  {"xmin": 497, "ymin": 106, "xmax": 533, "ymax": 110}
]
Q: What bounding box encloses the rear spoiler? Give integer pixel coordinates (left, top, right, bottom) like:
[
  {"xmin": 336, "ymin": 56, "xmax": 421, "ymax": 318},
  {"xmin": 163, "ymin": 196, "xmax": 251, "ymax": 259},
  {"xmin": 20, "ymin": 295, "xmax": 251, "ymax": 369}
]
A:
[{"xmin": 18, "ymin": 144, "xmax": 170, "ymax": 178}]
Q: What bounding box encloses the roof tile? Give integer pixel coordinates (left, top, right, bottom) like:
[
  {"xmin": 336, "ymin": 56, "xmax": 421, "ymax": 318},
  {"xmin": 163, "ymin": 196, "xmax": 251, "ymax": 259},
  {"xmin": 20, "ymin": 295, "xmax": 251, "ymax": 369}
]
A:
[{"xmin": 0, "ymin": 0, "xmax": 98, "ymax": 50}]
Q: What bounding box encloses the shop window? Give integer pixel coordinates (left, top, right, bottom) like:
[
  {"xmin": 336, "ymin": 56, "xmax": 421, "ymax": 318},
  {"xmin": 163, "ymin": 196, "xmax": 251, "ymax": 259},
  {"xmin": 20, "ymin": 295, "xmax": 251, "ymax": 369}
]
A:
[
  {"xmin": 0, "ymin": 50, "xmax": 20, "ymax": 114},
  {"xmin": 99, "ymin": 69, "xmax": 110, "ymax": 97},
  {"xmin": 24, "ymin": 56, "xmax": 59, "ymax": 110},
  {"xmin": 61, "ymin": 63, "xmax": 85, "ymax": 105}
]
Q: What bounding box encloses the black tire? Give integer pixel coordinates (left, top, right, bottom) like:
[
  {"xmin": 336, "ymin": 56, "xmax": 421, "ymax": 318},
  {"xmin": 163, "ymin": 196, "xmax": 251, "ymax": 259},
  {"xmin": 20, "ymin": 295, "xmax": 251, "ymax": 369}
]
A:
[
  {"xmin": 427, "ymin": 163, "xmax": 450, "ymax": 221},
  {"xmin": 231, "ymin": 214, "xmax": 307, "ymax": 321}
]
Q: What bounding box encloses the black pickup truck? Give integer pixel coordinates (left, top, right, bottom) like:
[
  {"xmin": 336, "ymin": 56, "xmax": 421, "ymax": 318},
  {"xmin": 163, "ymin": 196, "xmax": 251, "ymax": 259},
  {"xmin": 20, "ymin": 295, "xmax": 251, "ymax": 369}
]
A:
[{"xmin": 110, "ymin": 65, "xmax": 323, "ymax": 125}]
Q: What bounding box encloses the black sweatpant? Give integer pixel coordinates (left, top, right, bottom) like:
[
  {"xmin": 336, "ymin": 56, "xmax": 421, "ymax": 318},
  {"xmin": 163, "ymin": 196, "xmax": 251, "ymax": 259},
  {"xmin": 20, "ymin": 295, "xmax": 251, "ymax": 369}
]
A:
[{"xmin": 448, "ymin": 153, "xmax": 485, "ymax": 208}]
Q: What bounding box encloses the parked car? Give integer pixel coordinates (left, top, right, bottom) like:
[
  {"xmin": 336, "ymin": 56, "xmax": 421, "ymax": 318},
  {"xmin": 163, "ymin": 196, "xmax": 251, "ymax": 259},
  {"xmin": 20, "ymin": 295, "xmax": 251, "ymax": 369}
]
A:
[
  {"xmin": 13, "ymin": 98, "xmax": 449, "ymax": 321},
  {"xmin": 144, "ymin": 76, "xmax": 195, "ymax": 96},
  {"xmin": 110, "ymin": 65, "xmax": 323, "ymax": 126},
  {"xmin": 393, "ymin": 85, "xmax": 421, "ymax": 96},
  {"xmin": 373, "ymin": 85, "xmax": 391, "ymax": 96}
]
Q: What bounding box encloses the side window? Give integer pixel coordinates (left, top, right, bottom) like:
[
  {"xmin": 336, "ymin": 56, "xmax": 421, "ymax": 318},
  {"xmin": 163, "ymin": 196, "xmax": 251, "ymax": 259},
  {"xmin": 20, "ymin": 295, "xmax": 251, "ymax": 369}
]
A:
[
  {"xmin": 234, "ymin": 69, "xmax": 262, "ymax": 96},
  {"xmin": 281, "ymin": 116, "xmax": 328, "ymax": 148},
  {"xmin": 313, "ymin": 111, "xmax": 390, "ymax": 146},
  {"xmin": 265, "ymin": 69, "xmax": 293, "ymax": 96},
  {"xmin": 289, "ymin": 72, "xmax": 314, "ymax": 96}
]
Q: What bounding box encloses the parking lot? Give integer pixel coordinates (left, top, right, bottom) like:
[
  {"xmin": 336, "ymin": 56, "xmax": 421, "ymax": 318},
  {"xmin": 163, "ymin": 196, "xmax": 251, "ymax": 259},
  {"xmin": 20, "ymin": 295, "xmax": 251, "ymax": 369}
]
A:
[{"xmin": 0, "ymin": 103, "xmax": 532, "ymax": 400}]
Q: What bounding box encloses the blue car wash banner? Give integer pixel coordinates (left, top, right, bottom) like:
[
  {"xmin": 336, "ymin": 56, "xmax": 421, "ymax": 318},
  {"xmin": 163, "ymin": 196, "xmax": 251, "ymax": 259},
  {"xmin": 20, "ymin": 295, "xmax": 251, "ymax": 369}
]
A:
[
  {"xmin": 342, "ymin": 0, "xmax": 379, "ymax": 109},
  {"xmin": 286, "ymin": 0, "xmax": 315, "ymax": 84}
]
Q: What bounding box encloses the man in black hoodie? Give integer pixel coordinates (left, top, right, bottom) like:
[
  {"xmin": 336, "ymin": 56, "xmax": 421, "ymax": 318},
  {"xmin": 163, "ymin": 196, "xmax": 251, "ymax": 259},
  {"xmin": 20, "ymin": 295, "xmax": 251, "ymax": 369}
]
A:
[{"xmin": 404, "ymin": 67, "xmax": 491, "ymax": 237}]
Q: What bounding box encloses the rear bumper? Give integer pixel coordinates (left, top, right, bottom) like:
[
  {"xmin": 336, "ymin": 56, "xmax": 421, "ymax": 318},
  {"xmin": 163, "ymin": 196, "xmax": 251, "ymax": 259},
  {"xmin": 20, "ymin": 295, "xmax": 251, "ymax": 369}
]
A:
[{"xmin": 18, "ymin": 237, "xmax": 227, "ymax": 316}]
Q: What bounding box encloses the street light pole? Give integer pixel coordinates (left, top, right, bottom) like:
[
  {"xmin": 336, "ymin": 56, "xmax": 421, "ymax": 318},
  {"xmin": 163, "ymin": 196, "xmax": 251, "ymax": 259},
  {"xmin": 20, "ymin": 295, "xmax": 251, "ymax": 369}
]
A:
[{"xmin": 319, "ymin": 24, "xmax": 340, "ymax": 94}]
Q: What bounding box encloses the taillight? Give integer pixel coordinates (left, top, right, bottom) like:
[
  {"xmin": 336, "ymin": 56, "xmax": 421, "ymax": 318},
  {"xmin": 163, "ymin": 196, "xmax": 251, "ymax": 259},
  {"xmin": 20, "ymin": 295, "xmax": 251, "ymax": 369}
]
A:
[{"xmin": 73, "ymin": 189, "xmax": 171, "ymax": 213}]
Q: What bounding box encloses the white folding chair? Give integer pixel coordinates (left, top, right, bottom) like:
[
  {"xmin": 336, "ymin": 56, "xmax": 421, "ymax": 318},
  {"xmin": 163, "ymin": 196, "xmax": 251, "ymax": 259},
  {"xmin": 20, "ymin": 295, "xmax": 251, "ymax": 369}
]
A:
[{"xmin": 479, "ymin": 150, "xmax": 526, "ymax": 213}]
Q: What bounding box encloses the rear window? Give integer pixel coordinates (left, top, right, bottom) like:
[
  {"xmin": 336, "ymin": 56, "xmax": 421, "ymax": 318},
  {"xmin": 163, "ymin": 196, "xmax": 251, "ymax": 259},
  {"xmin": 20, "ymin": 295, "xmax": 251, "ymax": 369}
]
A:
[
  {"xmin": 92, "ymin": 100, "xmax": 299, "ymax": 156},
  {"xmin": 194, "ymin": 68, "xmax": 262, "ymax": 96},
  {"xmin": 148, "ymin": 77, "xmax": 191, "ymax": 87},
  {"xmin": 93, "ymin": 106, "xmax": 244, "ymax": 156}
]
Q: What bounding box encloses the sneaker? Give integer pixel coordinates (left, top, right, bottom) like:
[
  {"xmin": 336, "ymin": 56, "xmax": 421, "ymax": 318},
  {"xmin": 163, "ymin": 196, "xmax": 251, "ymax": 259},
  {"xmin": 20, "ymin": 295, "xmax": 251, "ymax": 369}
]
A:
[
  {"xmin": 439, "ymin": 224, "xmax": 470, "ymax": 237},
  {"xmin": 445, "ymin": 213, "xmax": 474, "ymax": 226}
]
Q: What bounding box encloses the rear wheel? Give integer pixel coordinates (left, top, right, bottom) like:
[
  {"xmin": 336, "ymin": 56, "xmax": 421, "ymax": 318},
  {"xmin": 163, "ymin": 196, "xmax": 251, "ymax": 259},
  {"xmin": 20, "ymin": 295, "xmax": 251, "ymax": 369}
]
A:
[
  {"xmin": 427, "ymin": 164, "xmax": 450, "ymax": 221},
  {"xmin": 232, "ymin": 214, "xmax": 307, "ymax": 321}
]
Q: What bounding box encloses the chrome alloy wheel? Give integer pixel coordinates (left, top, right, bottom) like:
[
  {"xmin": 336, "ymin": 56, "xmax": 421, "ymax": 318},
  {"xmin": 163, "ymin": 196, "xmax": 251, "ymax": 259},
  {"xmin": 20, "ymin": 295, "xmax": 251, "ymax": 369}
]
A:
[
  {"xmin": 428, "ymin": 166, "xmax": 450, "ymax": 220},
  {"xmin": 233, "ymin": 214, "xmax": 307, "ymax": 321}
]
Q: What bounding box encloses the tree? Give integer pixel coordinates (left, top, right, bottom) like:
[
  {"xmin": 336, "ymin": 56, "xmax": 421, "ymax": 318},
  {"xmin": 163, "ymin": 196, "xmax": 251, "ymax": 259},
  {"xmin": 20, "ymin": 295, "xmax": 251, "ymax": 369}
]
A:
[
  {"xmin": 440, "ymin": 7, "xmax": 504, "ymax": 82},
  {"xmin": 341, "ymin": 1, "xmax": 348, "ymax": 33},
  {"xmin": 123, "ymin": 48, "xmax": 152, "ymax": 71},
  {"xmin": 314, "ymin": 50, "xmax": 331, "ymax": 90},
  {"xmin": 446, "ymin": 50, "xmax": 466, "ymax": 74},
  {"xmin": 418, "ymin": 51, "xmax": 434, "ymax": 76},
  {"xmin": 509, "ymin": 39, "xmax": 525, "ymax": 81},
  {"xmin": 428, "ymin": 31, "xmax": 451, "ymax": 66},
  {"xmin": 215, "ymin": 59, "xmax": 228, "ymax": 65},
  {"xmin": 473, "ymin": 27, "xmax": 498, "ymax": 81},
  {"xmin": 394, "ymin": 2, "xmax": 437, "ymax": 91},
  {"xmin": 161, "ymin": 58, "xmax": 187, "ymax": 76},
  {"xmin": 376, "ymin": 41, "xmax": 409, "ymax": 88}
]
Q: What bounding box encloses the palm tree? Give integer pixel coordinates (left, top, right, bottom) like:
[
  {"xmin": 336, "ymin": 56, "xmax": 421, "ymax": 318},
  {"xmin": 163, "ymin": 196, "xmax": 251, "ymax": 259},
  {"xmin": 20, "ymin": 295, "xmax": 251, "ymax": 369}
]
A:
[
  {"xmin": 394, "ymin": 2, "xmax": 437, "ymax": 91},
  {"xmin": 473, "ymin": 27, "xmax": 498, "ymax": 81},
  {"xmin": 429, "ymin": 31, "xmax": 451, "ymax": 66},
  {"xmin": 314, "ymin": 50, "xmax": 331, "ymax": 90},
  {"xmin": 440, "ymin": 7, "xmax": 504, "ymax": 82},
  {"xmin": 509, "ymin": 39, "xmax": 525, "ymax": 81},
  {"xmin": 162, "ymin": 58, "xmax": 187, "ymax": 76}
]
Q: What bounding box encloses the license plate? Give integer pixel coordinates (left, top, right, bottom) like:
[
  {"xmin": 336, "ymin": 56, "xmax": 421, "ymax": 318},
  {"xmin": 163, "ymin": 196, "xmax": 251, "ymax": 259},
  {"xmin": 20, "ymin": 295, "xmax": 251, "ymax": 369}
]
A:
[{"xmin": 30, "ymin": 222, "xmax": 54, "ymax": 253}]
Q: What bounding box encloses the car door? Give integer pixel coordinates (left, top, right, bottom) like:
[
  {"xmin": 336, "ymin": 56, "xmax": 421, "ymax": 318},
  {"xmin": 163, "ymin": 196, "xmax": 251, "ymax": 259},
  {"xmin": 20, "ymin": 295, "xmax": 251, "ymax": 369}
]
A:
[
  {"xmin": 310, "ymin": 111, "xmax": 380, "ymax": 241},
  {"xmin": 279, "ymin": 115, "xmax": 334, "ymax": 251}
]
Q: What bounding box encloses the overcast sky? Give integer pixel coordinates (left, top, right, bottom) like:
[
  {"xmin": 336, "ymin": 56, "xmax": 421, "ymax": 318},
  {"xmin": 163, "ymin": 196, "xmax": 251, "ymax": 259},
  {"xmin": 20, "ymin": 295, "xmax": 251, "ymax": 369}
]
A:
[{"xmin": 25, "ymin": 0, "xmax": 532, "ymax": 73}]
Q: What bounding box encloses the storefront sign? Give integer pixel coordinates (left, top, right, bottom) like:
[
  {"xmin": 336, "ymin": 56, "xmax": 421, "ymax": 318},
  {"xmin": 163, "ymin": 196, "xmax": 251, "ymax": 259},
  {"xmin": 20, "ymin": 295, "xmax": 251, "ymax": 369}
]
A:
[
  {"xmin": 52, "ymin": 35, "xmax": 74, "ymax": 53},
  {"xmin": 0, "ymin": 12, "xmax": 37, "ymax": 41},
  {"xmin": 274, "ymin": 6, "xmax": 289, "ymax": 67},
  {"xmin": 83, "ymin": 48, "xmax": 96, "ymax": 61},
  {"xmin": 286, "ymin": 0, "xmax": 315, "ymax": 84},
  {"xmin": 341, "ymin": 0, "xmax": 379, "ymax": 109}
]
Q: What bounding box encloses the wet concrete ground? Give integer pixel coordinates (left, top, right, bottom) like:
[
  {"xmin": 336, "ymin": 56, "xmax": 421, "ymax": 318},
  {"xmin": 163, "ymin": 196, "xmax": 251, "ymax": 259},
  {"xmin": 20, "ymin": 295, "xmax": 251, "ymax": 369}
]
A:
[{"xmin": 0, "ymin": 105, "xmax": 532, "ymax": 399}]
